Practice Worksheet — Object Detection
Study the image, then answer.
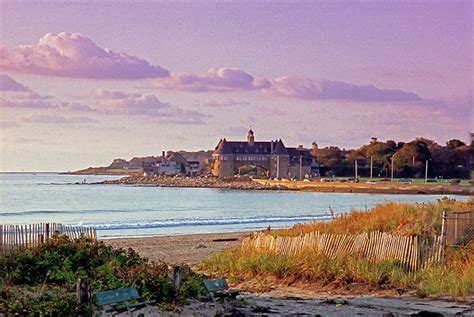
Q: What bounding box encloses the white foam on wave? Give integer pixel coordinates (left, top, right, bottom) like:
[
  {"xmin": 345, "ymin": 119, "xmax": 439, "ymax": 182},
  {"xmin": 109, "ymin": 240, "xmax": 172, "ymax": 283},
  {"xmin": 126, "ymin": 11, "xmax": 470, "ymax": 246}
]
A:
[{"xmin": 84, "ymin": 214, "xmax": 332, "ymax": 231}]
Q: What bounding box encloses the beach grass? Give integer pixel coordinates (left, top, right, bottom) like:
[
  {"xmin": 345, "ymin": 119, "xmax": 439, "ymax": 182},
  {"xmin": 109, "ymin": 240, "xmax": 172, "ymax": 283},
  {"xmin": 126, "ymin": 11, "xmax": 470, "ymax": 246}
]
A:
[
  {"xmin": 200, "ymin": 199, "xmax": 474, "ymax": 299},
  {"xmin": 275, "ymin": 197, "xmax": 473, "ymax": 237}
]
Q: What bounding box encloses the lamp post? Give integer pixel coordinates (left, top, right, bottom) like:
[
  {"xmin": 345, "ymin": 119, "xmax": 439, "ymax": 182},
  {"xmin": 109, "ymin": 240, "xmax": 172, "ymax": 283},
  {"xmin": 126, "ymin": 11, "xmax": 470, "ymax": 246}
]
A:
[
  {"xmin": 370, "ymin": 156, "xmax": 373, "ymax": 179},
  {"xmin": 425, "ymin": 159, "xmax": 429, "ymax": 183},
  {"xmin": 354, "ymin": 159, "xmax": 358, "ymax": 180},
  {"xmin": 391, "ymin": 156, "xmax": 395, "ymax": 181}
]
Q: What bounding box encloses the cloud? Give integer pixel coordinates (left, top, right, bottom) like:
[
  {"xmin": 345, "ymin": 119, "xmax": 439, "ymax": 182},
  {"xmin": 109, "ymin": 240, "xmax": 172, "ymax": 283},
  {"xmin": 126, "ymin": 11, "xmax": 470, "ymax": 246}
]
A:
[
  {"xmin": 0, "ymin": 91, "xmax": 55, "ymax": 109},
  {"xmin": 200, "ymin": 98, "xmax": 250, "ymax": 108},
  {"xmin": 266, "ymin": 76, "xmax": 422, "ymax": 102},
  {"xmin": 153, "ymin": 67, "xmax": 421, "ymax": 102},
  {"xmin": 0, "ymin": 74, "xmax": 31, "ymax": 91},
  {"xmin": 0, "ymin": 32, "xmax": 169, "ymax": 79},
  {"xmin": 0, "ymin": 120, "xmax": 21, "ymax": 128},
  {"xmin": 155, "ymin": 67, "xmax": 271, "ymax": 92},
  {"xmin": 224, "ymin": 126, "xmax": 250, "ymax": 136},
  {"xmin": 91, "ymin": 89, "xmax": 210, "ymax": 124},
  {"xmin": 0, "ymin": 76, "xmax": 210, "ymax": 124},
  {"xmin": 0, "ymin": 33, "xmax": 423, "ymax": 103},
  {"xmin": 22, "ymin": 114, "xmax": 98, "ymax": 124},
  {"xmin": 59, "ymin": 101, "xmax": 93, "ymax": 112}
]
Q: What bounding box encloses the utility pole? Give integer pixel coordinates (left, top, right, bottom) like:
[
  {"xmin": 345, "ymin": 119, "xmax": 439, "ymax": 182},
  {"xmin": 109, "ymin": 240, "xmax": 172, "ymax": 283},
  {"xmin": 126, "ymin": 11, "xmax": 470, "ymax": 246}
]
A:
[
  {"xmin": 425, "ymin": 159, "xmax": 428, "ymax": 183},
  {"xmin": 391, "ymin": 156, "xmax": 394, "ymax": 181},
  {"xmin": 370, "ymin": 156, "xmax": 373, "ymax": 179},
  {"xmin": 299, "ymin": 155, "xmax": 303, "ymax": 180},
  {"xmin": 276, "ymin": 156, "xmax": 280, "ymax": 179},
  {"xmin": 354, "ymin": 159, "xmax": 358, "ymax": 180}
]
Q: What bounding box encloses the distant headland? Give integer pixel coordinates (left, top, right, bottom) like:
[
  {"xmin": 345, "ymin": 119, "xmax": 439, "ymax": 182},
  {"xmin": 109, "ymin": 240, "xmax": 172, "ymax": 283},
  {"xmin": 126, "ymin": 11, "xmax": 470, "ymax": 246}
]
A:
[{"xmin": 64, "ymin": 130, "xmax": 473, "ymax": 196}]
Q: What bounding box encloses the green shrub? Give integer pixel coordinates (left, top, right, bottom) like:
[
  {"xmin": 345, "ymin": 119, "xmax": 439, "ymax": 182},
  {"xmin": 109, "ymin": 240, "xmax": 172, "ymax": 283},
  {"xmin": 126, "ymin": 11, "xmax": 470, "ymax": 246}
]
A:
[{"xmin": 0, "ymin": 234, "xmax": 204, "ymax": 315}]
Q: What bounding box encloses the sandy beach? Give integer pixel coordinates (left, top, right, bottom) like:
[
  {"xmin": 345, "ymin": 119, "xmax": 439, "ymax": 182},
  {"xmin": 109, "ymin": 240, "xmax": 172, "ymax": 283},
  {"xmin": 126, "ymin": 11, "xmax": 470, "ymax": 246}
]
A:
[{"xmin": 105, "ymin": 231, "xmax": 245, "ymax": 266}]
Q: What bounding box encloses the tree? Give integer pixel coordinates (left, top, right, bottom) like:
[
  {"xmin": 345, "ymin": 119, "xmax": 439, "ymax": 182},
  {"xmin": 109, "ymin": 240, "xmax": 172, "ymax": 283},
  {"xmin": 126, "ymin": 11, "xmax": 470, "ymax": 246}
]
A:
[{"xmin": 394, "ymin": 140, "xmax": 431, "ymax": 178}]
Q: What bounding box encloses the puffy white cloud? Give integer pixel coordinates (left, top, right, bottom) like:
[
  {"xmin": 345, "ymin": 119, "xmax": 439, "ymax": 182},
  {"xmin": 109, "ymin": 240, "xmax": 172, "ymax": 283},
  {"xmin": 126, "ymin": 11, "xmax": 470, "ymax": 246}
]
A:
[
  {"xmin": 155, "ymin": 67, "xmax": 271, "ymax": 92},
  {"xmin": 153, "ymin": 67, "xmax": 421, "ymax": 102},
  {"xmin": 0, "ymin": 32, "xmax": 169, "ymax": 79},
  {"xmin": 266, "ymin": 75, "xmax": 422, "ymax": 102},
  {"xmin": 91, "ymin": 89, "xmax": 210, "ymax": 124}
]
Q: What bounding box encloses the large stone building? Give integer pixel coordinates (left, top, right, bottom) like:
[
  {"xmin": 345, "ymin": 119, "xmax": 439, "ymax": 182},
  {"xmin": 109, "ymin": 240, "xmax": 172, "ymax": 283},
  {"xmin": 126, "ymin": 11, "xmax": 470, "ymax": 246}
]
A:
[{"xmin": 211, "ymin": 129, "xmax": 319, "ymax": 179}]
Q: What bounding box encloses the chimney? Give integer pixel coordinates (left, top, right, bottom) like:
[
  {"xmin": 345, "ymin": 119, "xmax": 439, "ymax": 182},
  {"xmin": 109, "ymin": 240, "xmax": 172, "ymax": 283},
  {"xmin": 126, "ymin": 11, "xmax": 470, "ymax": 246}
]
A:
[
  {"xmin": 270, "ymin": 140, "xmax": 274, "ymax": 153},
  {"xmin": 162, "ymin": 151, "xmax": 166, "ymax": 162}
]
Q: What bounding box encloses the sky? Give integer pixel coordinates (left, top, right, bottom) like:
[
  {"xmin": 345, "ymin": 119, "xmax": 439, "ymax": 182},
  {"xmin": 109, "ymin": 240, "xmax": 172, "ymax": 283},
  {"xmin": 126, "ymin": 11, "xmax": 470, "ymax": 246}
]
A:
[{"xmin": 0, "ymin": 1, "xmax": 472, "ymax": 171}]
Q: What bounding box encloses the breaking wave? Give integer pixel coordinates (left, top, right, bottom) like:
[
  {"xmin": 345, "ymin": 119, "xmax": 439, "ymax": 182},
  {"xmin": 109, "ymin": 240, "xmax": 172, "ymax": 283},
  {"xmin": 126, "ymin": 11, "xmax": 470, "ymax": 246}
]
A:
[{"xmin": 83, "ymin": 215, "xmax": 332, "ymax": 231}]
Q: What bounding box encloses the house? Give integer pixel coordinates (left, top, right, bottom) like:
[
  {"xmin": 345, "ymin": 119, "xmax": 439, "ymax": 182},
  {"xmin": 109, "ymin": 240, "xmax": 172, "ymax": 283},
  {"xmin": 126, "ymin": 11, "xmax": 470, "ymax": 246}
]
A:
[
  {"xmin": 211, "ymin": 128, "xmax": 319, "ymax": 179},
  {"xmin": 143, "ymin": 151, "xmax": 202, "ymax": 176},
  {"xmin": 188, "ymin": 161, "xmax": 201, "ymax": 176}
]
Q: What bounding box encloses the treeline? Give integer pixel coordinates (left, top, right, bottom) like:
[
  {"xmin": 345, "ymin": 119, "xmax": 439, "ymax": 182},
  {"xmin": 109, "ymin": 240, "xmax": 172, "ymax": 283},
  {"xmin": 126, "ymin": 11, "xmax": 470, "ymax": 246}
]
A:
[{"xmin": 312, "ymin": 138, "xmax": 473, "ymax": 179}]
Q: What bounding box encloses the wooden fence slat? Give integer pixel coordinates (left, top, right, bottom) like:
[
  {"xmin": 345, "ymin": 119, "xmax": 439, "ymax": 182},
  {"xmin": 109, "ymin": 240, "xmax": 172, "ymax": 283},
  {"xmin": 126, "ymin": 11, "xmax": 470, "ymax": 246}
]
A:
[
  {"xmin": 242, "ymin": 229, "xmax": 446, "ymax": 273},
  {"xmin": 0, "ymin": 223, "xmax": 97, "ymax": 255}
]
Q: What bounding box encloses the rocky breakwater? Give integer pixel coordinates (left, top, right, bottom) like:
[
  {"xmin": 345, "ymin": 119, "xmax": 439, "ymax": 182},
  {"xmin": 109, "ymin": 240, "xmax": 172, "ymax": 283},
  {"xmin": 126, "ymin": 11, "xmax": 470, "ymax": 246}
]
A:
[{"xmin": 95, "ymin": 175, "xmax": 288, "ymax": 190}]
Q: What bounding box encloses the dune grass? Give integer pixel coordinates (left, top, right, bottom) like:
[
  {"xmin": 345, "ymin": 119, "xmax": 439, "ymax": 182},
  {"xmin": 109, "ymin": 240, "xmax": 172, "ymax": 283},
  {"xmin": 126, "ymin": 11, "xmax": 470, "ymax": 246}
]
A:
[
  {"xmin": 200, "ymin": 198, "xmax": 474, "ymax": 299},
  {"xmin": 275, "ymin": 197, "xmax": 473, "ymax": 237}
]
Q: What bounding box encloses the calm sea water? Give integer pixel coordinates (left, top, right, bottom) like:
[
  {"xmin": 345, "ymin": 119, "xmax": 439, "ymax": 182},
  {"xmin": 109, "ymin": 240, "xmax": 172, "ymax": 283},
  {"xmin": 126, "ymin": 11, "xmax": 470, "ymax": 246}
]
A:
[{"xmin": 0, "ymin": 173, "xmax": 469, "ymax": 239}]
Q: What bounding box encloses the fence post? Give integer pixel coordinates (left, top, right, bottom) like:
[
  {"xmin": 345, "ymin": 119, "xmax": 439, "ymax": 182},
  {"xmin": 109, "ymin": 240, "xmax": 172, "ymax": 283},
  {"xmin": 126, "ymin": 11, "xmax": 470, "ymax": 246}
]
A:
[
  {"xmin": 76, "ymin": 276, "xmax": 92, "ymax": 314},
  {"xmin": 440, "ymin": 211, "xmax": 447, "ymax": 266}
]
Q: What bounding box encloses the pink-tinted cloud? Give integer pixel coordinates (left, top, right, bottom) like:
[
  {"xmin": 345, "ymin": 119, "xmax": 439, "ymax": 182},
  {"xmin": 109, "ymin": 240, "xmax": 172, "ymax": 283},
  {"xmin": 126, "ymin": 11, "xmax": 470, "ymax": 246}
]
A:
[
  {"xmin": 154, "ymin": 67, "xmax": 421, "ymax": 102},
  {"xmin": 200, "ymin": 98, "xmax": 250, "ymax": 108},
  {"xmin": 0, "ymin": 91, "xmax": 54, "ymax": 109},
  {"xmin": 266, "ymin": 75, "xmax": 421, "ymax": 102},
  {"xmin": 0, "ymin": 120, "xmax": 21, "ymax": 128},
  {"xmin": 22, "ymin": 114, "xmax": 98, "ymax": 124},
  {"xmin": 59, "ymin": 101, "xmax": 93, "ymax": 112},
  {"xmin": 155, "ymin": 67, "xmax": 271, "ymax": 92},
  {"xmin": 0, "ymin": 74, "xmax": 31, "ymax": 91},
  {"xmin": 91, "ymin": 89, "xmax": 210, "ymax": 124},
  {"xmin": 0, "ymin": 32, "xmax": 169, "ymax": 79},
  {"xmin": 0, "ymin": 76, "xmax": 55, "ymax": 109}
]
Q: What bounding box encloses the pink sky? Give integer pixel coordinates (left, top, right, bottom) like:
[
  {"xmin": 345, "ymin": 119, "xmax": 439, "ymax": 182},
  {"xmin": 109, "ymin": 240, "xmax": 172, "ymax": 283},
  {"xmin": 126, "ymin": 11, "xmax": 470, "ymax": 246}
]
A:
[{"xmin": 0, "ymin": 1, "xmax": 472, "ymax": 171}]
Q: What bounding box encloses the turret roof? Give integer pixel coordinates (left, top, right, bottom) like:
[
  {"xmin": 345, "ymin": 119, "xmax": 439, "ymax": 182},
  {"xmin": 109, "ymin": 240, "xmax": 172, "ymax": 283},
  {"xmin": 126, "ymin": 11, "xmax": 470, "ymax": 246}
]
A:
[
  {"xmin": 272, "ymin": 139, "xmax": 289, "ymax": 155},
  {"xmin": 213, "ymin": 138, "xmax": 233, "ymax": 154}
]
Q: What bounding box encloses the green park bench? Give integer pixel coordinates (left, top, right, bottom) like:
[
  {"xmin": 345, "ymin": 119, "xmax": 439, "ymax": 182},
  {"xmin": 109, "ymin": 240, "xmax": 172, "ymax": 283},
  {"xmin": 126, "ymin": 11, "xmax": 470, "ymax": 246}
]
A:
[
  {"xmin": 203, "ymin": 279, "xmax": 240, "ymax": 302},
  {"xmin": 94, "ymin": 287, "xmax": 156, "ymax": 313}
]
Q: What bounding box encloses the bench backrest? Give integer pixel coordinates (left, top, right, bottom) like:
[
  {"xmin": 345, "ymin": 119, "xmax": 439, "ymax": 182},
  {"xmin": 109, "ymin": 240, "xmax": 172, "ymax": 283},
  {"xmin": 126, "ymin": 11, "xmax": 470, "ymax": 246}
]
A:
[
  {"xmin": 203, "ymin": 279, "xmax": 229, "ymax": 292},
  {"xmin": 95, "ymin": 287, "xmax": 140, "ymax": 306}
]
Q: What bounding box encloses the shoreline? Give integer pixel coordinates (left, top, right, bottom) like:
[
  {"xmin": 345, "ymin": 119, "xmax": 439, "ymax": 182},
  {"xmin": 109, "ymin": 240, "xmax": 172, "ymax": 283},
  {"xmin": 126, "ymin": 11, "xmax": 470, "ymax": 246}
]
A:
[{"xmin": 93, "ymin": 175, "xmax": 474, "ymax": 196}]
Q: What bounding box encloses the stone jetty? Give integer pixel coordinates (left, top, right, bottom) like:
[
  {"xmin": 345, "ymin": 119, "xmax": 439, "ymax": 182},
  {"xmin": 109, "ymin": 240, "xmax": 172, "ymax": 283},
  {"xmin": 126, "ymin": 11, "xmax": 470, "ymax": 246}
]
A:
[{"xmin": 95, "ymin": 175, "xmax": 287, "ymax": 190}]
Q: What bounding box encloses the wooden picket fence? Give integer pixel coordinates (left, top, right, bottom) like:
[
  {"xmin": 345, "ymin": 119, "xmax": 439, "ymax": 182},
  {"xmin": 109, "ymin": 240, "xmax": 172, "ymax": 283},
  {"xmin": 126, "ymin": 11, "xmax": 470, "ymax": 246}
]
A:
[
  {"xmin": 241, "ymin": 231, "xmax": 443, "ymax": 272},
  {"xmin": 0, "ymin": 223, "xmax": 97, "ymax": 256}
]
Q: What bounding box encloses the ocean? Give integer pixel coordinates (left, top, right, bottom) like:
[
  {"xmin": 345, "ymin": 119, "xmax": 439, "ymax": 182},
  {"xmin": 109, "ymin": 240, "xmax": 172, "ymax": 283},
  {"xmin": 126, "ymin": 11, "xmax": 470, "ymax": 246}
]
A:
[{"xmin": 0, "ymin": 173, "xmax": 469, "ymax": 239}]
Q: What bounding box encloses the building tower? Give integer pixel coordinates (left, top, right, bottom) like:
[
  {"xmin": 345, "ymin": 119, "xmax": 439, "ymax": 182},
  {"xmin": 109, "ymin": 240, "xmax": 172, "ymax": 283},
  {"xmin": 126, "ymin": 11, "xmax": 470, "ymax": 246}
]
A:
[{"xmin": 247, "ymin": 127, "xmax": 255, "ymax": 146}]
